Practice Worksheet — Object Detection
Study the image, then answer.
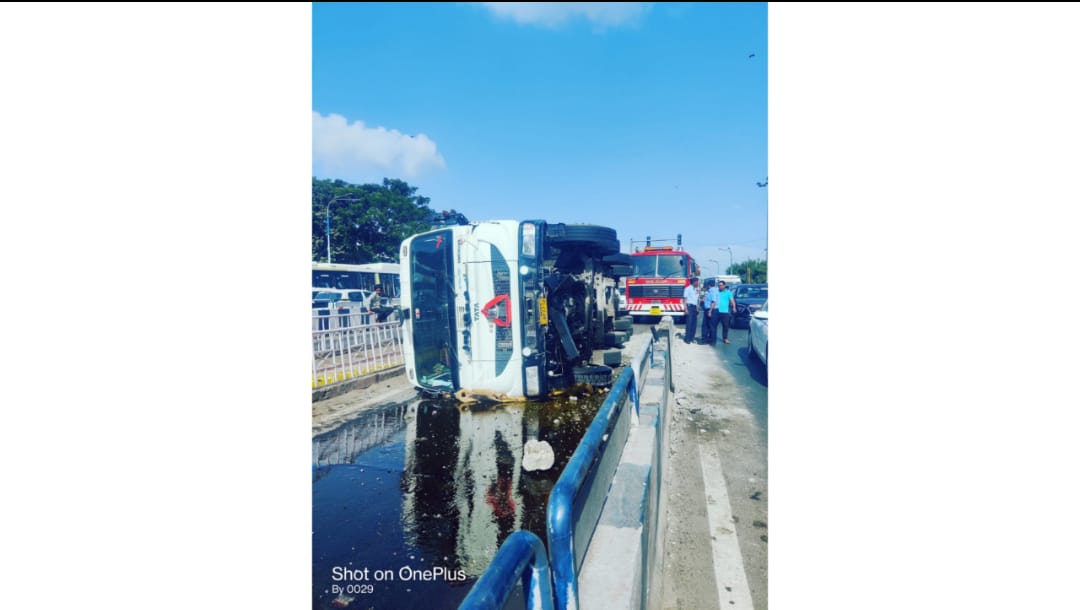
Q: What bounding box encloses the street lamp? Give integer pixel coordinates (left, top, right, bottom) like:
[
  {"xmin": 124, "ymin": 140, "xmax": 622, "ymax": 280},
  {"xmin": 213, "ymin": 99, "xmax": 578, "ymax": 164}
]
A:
[
  {"xmin": 709, "ymin": 259, "xmax": 720, "ymax": 276},
  {"xmin": 325, "ymin": 197, "xmax": 361, "ymax": 263}
]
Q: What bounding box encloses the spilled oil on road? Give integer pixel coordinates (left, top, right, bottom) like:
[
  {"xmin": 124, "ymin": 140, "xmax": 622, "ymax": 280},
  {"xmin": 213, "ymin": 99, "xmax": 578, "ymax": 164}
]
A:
[{"xmin": 312, "ymin": 389, "xmax": 605, "ymax": 609}]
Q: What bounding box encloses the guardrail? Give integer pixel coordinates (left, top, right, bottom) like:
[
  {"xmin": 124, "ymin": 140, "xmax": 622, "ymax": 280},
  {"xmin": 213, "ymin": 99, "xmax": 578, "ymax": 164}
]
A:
[
  {"xmin": 459, "ymin": 331, "xmax": 660, "ymax": 610},
  {"xmin": 546, "ymin": 363, "xmax": 640, "ymax": 610},
  {"xmin": 311, "ymin": 317, "xmax": 404, "ymax": 389},
  {"xmin": 458, "ymin": 531, "xmax": 554, "ymax": 610}
]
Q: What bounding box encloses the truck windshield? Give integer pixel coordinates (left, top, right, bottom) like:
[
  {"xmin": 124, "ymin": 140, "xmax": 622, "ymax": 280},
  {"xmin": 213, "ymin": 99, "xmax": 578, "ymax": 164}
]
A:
[
  {"xmin": 657, "ymin": 255, "xmax": 686, "ymax": 278},
  {"xmin": 632, "ymin": 254, "xmax": 687, "ymax": 278},
  {"xmin": 408, "ymin": 230, "xmax": 457, "ymax": 391}
]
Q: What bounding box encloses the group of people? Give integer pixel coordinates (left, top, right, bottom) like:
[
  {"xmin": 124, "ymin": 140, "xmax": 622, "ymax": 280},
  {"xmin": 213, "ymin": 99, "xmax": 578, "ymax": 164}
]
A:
[{"xmin": 681, "ymin": 276, "xmax": 736, "ymax": 346}]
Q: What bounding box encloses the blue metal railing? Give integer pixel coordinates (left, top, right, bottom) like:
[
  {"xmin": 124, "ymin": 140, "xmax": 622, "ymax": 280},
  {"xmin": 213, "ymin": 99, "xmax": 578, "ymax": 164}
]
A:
[
  {"xmin": 546, "ymin": 364, "xmax": 638, "ymax": 610},
  {"xmin": 459, "ymin": 330, "xmax": 659, "ymax": 610},
  {"xmin": 458, "ymin": 530, "xmax": 554, "ymax": 610}
]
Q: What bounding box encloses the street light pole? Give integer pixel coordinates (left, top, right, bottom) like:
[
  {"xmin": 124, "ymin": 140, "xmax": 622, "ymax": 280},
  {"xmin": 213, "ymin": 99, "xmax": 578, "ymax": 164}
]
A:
[
  {"xmin": 719, "ymin": 247, "xmax": 733, "ymax": 272},
  {"xmin": 326, "ymin": 199, "xmax": 333, "ymax": 263}
]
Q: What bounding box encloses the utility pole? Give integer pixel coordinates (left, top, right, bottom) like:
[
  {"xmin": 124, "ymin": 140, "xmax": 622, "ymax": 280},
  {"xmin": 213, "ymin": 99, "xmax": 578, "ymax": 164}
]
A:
[{"xmin": 718, "ymin": 247, "xmax": 733, "ymax": 274}]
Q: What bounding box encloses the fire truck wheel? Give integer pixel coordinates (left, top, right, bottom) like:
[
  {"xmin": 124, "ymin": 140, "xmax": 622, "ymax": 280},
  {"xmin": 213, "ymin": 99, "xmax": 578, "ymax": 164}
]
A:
[{"xmin": 572, "ymin": 364, "xmax": 614, "ymax": 387}]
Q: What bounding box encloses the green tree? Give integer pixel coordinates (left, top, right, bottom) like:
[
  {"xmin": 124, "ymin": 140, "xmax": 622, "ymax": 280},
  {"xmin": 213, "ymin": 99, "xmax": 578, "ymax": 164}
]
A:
[
  {"xmin": 312, "ymin": 177, "xmax": 439, "ymax": 263},
  {"xmin": 728, "ymin": 258, "xmax": 768, "ymax": 283}
]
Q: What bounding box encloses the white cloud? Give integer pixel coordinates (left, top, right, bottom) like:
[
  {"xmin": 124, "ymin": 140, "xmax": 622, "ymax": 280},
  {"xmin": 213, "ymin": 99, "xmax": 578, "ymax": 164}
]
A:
[
  {"xmin": 477, "ymin": 2, "xmax": 652, "ymax": 29},
  {"xmin": 312, "ymin": 112, "xmax": 446, "ymax": 181}
]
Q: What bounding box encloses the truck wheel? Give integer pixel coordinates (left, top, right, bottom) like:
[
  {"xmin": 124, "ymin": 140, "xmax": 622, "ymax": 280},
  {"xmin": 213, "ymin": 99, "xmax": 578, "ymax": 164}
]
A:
[
  {"xmin": 572, "ymin": 364, "xmax": 614, "ymax": 387},
  {"xmin": 603, "ymin": 253, "xmax": 631, "ymax": 266},
  {"xmin": 549, "ymin": 224, "xmax": 619, "ymax": 256}
]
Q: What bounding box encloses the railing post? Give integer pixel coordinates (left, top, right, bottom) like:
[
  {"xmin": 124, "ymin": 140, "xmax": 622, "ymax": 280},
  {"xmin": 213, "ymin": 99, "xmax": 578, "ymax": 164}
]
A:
[{"xmin": 458, "ymin": 530, "xmax": 554, "ymax": 610}]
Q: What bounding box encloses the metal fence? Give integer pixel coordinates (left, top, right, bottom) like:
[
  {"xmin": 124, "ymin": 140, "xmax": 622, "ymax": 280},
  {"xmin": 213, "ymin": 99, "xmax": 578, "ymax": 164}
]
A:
[
  {"xmin": 546, "ymin": 358, "xmax": 641, "ymax": 610},
  {"xmin": 458, "ymin": 531, "xmax": 554, "ymax": 610},
  {"xmin": 311, "ymin": 311, "xmax": 405, "ymax": 389},
  {"xmin": 459, "ymin": 331, "xmax": 659, "ymax": 610}
]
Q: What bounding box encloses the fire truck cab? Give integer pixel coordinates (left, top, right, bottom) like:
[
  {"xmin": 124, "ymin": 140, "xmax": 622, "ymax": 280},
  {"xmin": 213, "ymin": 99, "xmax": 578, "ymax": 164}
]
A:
[{"xmin": 625, "ymin": 244, "xmax": 698, "ymax": 324}]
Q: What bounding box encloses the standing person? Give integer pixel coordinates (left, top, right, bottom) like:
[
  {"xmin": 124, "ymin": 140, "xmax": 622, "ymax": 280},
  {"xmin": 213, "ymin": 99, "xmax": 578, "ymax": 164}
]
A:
[
  {"xmin": 714, "ymin": 280, "xmax": 737, "ymax": 344},
  {"xmin": 682, "ymin": 276, "xmax": 700, "ymax": 345},
  {"xmin": 701, "ymin": 278, "xmax": 719, "ymax": 345}
]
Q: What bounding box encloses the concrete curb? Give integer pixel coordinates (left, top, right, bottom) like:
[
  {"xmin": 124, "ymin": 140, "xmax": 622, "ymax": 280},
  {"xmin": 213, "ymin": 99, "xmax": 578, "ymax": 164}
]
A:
[
  {"xmin": 578, "ymin": 322, "xmax": 672, "ymax": 610},
  {"xmin": 311, "ymin": 365, "xmax": 405, "ymax": 403}
]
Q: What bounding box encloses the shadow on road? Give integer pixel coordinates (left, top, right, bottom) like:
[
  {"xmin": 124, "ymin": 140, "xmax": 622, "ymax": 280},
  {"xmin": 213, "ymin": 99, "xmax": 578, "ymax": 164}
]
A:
[{"xmin": 735, "ymin": 337, "xmax": 768, "ymax": 388}]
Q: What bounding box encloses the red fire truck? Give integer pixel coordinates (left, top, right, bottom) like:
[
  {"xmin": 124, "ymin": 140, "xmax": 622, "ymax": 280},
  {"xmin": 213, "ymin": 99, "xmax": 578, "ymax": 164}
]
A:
[{"xmin": 625, "ymin": 236, "xmax": 699, "ymax": 324}]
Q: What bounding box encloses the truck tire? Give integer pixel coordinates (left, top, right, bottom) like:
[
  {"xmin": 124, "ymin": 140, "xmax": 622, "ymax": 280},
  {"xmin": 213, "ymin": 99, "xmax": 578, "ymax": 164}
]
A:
[
  {"xmin": 614, "ymin": 318, "xmax": 633, "ymax": 331},
  {"xmin": 549, "ymin": 224, "xmax": 620, "ymax": 256},
  {"xmin": 608, "ymin": 264, "xmax": 633, "ymax": 277},
  {"xmin": 603, "ymin": 253, "xmax": 631, "ymax": 266},
  {"xmin": 573, "ymin": 364, "xmax": 614, "ymax": 387}
]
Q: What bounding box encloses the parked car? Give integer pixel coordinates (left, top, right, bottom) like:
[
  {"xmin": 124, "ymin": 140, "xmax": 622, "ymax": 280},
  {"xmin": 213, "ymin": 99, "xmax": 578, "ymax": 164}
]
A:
[
  {"xmin": 731, "ymin": 283, "xmax": 768, "ymax": 329},
  {"xmin": 747, "ymin": 300, "xmax": 768, "ymax": 373}
]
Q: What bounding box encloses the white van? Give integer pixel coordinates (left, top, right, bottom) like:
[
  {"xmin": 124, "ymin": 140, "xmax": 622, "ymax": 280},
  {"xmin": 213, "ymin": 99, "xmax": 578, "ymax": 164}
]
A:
[{"xmin": 399, "ymin": 220, "xmax": 624, "ymax": 400}]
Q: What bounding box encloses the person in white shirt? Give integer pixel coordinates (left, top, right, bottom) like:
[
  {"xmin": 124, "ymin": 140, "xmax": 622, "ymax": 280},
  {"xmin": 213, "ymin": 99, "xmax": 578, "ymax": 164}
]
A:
[{"xmin": 682, "ymin": 276, "xmax": 701, "ymax": 344}]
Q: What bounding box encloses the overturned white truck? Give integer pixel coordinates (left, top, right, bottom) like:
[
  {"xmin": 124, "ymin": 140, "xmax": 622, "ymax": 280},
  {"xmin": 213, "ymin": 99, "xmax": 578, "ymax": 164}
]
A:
[{"xmin": 400, "ymin": 220, "xmax": 632, "ymax": 401}]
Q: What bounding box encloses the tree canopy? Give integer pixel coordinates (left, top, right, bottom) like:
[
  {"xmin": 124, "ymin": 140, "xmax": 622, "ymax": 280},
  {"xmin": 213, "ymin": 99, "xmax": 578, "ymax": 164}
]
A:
[
  {"xmin": 729, "ymin": 258, "xmax": 768, "ymax": 284},
  {"xmin": 311, "ymin": 177, "xmax": 439, "ymax": 264}
]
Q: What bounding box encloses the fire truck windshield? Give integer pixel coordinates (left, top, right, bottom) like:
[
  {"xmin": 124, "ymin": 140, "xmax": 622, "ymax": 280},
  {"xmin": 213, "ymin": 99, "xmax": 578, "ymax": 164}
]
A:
[{"xmin": 632, "ymin": 254, "xmax": 687, "ymax": 278}]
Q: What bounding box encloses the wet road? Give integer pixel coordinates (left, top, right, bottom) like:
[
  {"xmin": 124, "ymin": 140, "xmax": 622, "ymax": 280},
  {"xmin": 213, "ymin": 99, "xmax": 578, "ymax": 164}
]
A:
[
  {"xmin": 312, "ymin": 391, "xmax": 607, "ymax": 610},
  {"xmin": 310, "ymin": 323, "xmax": 768, "ymax": 609}
]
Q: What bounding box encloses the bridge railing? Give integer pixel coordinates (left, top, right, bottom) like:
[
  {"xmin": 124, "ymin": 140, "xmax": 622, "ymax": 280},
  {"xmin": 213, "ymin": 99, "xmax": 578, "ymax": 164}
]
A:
[
  {"xmin": 546, "ymin": 354, "xmax": 643, "ymax": 610},
  {"xmin": 311, "ymin": 317, "xmax": 404, "ymax": 389},
  {"xmin": 458, "ymin": 331, "xmax": 659, "ymax": 610}
]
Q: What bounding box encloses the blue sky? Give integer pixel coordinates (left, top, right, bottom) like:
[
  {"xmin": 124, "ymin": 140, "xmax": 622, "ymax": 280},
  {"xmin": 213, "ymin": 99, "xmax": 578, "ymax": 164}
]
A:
[{"xmin": 313, "ymin": 2, "xmax": 767, "ymax": 271}]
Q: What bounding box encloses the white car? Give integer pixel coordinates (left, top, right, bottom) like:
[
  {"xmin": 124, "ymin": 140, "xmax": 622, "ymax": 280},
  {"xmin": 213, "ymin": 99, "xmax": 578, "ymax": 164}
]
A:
[
  {"xmin": 748, "ymin": 300, "xmax": 768, "ymax": 372},
  {"xmin": 312, "ymin": 288, "xmax": 372, "ymax": 312}
]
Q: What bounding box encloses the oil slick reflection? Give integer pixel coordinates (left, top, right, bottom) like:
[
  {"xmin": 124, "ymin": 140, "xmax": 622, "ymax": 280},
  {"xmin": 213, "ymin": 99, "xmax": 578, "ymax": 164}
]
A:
[
  {"xmin": 313, "ymin": 402, "xmax": 410, "ymax": 470},
  {"xmin": 402, "ymin": 401, "xmax": 526, "ymax": 577},
  {"xmin": 312, "ymin": 391, "xmax": 603, "ymax": 609},
  {"xmin": 400, "ymin": 395, "xmax": 602, "ymax": 577}
]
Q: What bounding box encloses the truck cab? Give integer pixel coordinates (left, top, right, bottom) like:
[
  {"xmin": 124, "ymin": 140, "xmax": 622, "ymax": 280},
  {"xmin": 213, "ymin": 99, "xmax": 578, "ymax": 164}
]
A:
[{"xmin": 399, "ymin": 220, "xmax": 623, "ymax": 400}]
